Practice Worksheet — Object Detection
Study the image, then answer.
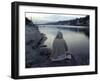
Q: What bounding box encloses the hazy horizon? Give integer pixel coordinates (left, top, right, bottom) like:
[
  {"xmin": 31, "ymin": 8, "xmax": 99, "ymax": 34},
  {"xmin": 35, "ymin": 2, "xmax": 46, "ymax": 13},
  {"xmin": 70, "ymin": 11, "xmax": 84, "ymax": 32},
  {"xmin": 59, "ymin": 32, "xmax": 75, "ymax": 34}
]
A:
[{"xmin": 26, "ymin": 12, "xmax": 87, "ymax": 24}]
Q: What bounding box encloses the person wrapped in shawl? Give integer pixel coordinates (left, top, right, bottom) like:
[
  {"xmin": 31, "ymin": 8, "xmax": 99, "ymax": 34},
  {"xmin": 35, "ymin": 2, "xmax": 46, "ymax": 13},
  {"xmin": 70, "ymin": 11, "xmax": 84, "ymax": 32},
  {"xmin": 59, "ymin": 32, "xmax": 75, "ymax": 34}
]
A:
[{"xmin": 50, "ymin": 31, "xmax": 68, "ymax": 61}]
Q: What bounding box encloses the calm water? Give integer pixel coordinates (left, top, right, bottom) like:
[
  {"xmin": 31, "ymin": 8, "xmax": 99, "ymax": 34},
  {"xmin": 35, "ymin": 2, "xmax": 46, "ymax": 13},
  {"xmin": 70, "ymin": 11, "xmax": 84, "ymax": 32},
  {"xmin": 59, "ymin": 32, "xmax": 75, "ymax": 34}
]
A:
[{"xmin": 38, "ymin": 25, "xmax": 89, "ymax": 65}]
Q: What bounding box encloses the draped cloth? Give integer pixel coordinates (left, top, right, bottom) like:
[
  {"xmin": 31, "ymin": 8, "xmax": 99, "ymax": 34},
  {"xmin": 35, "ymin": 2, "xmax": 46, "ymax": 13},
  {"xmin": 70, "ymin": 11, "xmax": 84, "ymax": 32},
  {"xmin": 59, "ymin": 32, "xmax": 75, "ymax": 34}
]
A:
[{"xmin": 50, "ymin": 31, "xmax": 68, "ymax": 61}]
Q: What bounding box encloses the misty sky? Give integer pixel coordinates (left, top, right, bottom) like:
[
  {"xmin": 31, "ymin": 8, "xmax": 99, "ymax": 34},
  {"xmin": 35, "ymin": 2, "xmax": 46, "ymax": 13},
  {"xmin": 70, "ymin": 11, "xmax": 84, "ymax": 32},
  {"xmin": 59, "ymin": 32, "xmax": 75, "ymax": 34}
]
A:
[{"xmin": 26, "ymin": 12, "xmax": 87, "ymax": 24}]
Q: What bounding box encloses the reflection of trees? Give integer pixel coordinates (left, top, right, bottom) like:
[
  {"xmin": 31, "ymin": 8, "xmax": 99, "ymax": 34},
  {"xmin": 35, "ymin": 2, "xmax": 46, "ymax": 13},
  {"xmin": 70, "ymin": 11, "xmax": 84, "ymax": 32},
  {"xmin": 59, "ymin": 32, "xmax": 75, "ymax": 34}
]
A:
[
  {"xmin": 83, "ymin": 29, "xmax": 89, "ymax": 38},
  {"xmin": 58, "ymin": 27, "xmax": 89, "ymax": 37}
]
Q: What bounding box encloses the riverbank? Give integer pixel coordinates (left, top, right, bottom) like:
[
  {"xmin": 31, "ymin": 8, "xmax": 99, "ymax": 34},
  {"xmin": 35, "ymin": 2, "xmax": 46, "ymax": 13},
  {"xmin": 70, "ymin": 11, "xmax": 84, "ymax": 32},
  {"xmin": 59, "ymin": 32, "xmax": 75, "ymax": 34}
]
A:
[{"xmin": 26, "ymin": 52, "xmax": 78, "ymax": 68}]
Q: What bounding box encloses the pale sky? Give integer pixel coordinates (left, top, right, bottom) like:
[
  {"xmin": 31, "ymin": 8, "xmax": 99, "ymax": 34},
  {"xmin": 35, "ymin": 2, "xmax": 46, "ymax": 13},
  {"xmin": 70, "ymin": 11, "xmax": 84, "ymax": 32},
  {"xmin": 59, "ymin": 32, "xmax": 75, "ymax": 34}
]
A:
[{"xmin": 26, "ymin": 12, "xmax": 87, "ymax": 24}]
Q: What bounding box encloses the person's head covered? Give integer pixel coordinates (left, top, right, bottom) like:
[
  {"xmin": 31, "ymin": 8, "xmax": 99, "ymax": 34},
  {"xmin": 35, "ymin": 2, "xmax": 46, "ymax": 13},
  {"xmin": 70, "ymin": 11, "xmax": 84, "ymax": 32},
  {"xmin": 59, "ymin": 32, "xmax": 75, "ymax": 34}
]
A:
[{"xmin": 56, "ymin": 31, "xmax": 63, "ymax": 39}]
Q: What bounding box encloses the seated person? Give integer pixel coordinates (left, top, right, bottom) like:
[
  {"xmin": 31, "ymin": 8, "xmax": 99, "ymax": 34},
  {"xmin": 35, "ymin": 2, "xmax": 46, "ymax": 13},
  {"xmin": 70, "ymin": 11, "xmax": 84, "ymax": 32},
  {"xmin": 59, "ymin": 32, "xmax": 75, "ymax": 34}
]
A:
[{"xmin": 50, "ymin": 31, "xmax": 68, "ymax": 61}]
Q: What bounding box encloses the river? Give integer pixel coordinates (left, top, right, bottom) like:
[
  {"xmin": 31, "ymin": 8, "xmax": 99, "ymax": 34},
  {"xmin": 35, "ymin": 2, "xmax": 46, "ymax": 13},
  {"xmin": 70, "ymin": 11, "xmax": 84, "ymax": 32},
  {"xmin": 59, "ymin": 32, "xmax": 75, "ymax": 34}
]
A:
[{"xmin": 38, "ymin": 25, "xmax": 89, "ymax": 65}]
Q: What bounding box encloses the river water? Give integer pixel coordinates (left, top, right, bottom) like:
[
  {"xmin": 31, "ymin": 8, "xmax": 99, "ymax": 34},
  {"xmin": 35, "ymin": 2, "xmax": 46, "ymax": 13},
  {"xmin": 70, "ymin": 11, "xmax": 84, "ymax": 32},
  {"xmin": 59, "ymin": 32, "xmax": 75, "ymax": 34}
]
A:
[{"xmin": 38, "ymin": 25, "xmax": 89, "ymax": 65}]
